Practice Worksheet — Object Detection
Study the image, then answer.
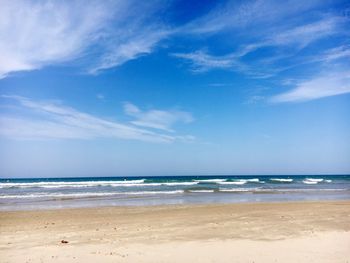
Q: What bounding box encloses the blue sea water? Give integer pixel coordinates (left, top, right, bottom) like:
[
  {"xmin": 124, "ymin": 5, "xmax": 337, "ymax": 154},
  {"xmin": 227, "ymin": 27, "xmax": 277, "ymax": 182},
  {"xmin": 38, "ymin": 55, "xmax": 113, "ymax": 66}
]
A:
[{"xmin": 0, "ymin": 175, "xmax": 349, "ymax": 211}]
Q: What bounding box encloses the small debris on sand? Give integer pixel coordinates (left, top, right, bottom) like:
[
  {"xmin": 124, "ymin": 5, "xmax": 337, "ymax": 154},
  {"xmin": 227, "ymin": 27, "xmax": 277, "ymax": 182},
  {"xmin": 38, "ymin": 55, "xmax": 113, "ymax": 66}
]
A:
[{"xmin": 61, "ymin": 240, "xmax": 69, "ymax": 244}]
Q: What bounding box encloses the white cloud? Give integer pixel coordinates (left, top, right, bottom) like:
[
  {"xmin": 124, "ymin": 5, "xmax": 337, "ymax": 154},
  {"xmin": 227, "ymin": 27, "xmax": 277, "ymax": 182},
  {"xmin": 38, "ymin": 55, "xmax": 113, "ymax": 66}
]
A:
[
  {"xmin": 312, "ymin": 45, "xmax": 350, "ymax": 63},
  {"xmin": 89, "ymin": 28, "xmax": 171, "ymax": 75},
  {"xmin": 236, "ymin": 16, "xmax": 343, "ymax": 58},
  {"xmin": 0, "ymin": 96, "xmax": 194, "ymax": 143},
  {"xmin": 182, "ymin": 0, "xmax": 327, "ymax": 35},
  {"xmin": 171, "ymin": 49, "xmax": 282, "ymax": 78},
  {"xmin": 1, "ymin": 0, "xmax": 346, "ymax": 80},
  {"xmin": 172, "ymin": 0, "xmax": 348, "ymax": 80},
  {"xmin": 172, "ymin": 14, "xmax": 349, "ymax": 81},
  {"xmin": 271, "ymin": 71, "xmax": 350, "ymax": 103},
  {"xmin": 268, "ymin": 17, "xmax": 340, "ymax": 48},
  {"xmin": 171, "ymin": 50, "xmax": 240, "ymax": 72},
  {"xmin": 123, "ymin": 102, "xmax": 194, "ymax": 132},
  {"xmin": 0, "ymin": 0, "xmax": 168, "ymax": 78}
]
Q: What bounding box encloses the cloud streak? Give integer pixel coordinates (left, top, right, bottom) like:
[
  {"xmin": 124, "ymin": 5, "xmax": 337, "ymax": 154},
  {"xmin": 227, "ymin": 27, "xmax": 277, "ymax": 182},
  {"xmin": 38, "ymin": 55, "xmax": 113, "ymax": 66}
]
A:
[
  {"xmin": 236, "ymin": 16, "xmax": 343, "ymax": 57},
  {"xmin": 0, "ymin": 96, "xmax": 194, "ymax": 143},
  {"xmin": 271, "ymin": 71, "xmax": 350, "ymax": 103},
  {"xmin": 171, "ymin": 50, "xmax": 242, "ymax": 73},
  {"xmin": 172, "ymin": 15, "xmax": 346, "ymax": 77},
  {"xmin": 1, "ymin": 0, "xmax": 347, "ymax": 81},
  {"xmin": 181, "ymin": 0, "xmax": 328, "ymax": 35},
  {"xmin": 123, "ymin": 102, "xmax": 194, "ymax": 132},
  {"xmin": 0, "ymin": 0, "xmax": 169, "ymax": 78}
]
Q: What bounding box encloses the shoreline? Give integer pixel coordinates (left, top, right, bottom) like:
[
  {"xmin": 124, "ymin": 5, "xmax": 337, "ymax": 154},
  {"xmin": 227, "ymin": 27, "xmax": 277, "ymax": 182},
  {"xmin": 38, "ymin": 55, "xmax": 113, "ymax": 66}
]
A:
[
  {"xmin": 1, "ymin": 198, "xmax": 350, "ymax": 212},
  {"xmin": 1, "ymin": 200, "xmax": 350, "ymax": 262},
  {"xmin": 2, "ymin": 195, "xmax": 350, "ymax": 212},
  {"xmin": 2, "ymin": 175, "xmax": 349, "ymax": 212}
]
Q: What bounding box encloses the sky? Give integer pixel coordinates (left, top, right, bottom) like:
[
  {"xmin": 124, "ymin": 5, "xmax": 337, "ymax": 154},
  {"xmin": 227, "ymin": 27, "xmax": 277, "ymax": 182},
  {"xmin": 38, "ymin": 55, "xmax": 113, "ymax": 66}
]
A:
[{"xmin": 0, "ymin": 0, "xmax": 349, "ymax": 178}]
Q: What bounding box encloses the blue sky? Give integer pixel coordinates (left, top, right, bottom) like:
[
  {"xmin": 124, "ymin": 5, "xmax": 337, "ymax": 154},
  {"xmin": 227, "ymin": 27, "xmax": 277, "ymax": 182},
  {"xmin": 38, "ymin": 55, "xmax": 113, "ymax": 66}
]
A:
[{"xmin": 0, "ymin": 0, "xmax": 349, "ymax": 177}]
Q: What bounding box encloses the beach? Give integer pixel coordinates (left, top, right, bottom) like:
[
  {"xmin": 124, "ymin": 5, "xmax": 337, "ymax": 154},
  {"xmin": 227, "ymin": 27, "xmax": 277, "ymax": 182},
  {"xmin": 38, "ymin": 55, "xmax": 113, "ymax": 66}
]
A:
[{"xmin": 1, "ymin": 201, "xmax": 349, "ymax": 262}]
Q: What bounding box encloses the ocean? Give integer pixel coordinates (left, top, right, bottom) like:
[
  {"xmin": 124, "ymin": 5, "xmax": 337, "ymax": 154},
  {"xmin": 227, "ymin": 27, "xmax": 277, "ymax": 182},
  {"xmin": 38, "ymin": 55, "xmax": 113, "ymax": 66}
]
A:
[{"xmin": 1, "ymin": 175, "xmax": 349, "ymax": 210}]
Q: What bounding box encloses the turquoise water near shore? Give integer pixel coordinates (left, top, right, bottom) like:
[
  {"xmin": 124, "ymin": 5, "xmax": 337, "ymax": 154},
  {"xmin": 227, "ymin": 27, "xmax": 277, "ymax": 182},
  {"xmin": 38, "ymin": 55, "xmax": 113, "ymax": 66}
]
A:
[{"xmin": 1, "ymin": 175, "xmax": 349, "ymax": 210}]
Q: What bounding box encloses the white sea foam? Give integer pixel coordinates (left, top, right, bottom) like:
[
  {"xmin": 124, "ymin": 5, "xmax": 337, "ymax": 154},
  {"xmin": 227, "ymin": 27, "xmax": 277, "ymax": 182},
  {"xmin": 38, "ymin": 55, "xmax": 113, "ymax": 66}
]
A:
[
  {"xmin": 0, "ymin": 192, "xmax": 119, "ymax": 199},
  {"xmin": 245, "ymin": 178, "xmax": 260, "ymax": 182},
  {"xmin": 0, "ymin": 190, "xmax": 185, "ymax": 199},
  {"xmin": 219, "ymin": 188, "xmax": 252, "ymax": 192},
  {"xmin": 0, "ymin": 179, "xmax": 146, "ymax": 189},
  {"xmin": 107, "ymin": 182, "xmax": 198, "ymax": 187},
  {"xmin": 188, "ymin": 190, "xmax": 215, "ymax": 193},
  {"xmin": 303, "ymin": 178, "xmax": 324, "ymax": 184},
  {"xmin": 218, "ymin": 178, "xmax": 261, "ymax": 185},
  {"xmin": 325, "ymin": 180, "xmax": 332, "ymax": 183},
  {"xmin": 218, "ymin": 181, "xmax": 246, "ymax": 185},
  {"xmin": 270, "ymin": 178, "xmax": 293, "ymax": 182},
  {"xmin": 162, "ymin": 182, "xmax": 198, "ymax": 186},
  {"xmin": 0, "ymin": 180, "xmax": 200, "ymax": 189},
  {"xmin": 194, "ymin": 179, "xmax": 226, "ymax": 183},
  {"xmin": 305, "ymin": 178, "xmax": 324, "ymax": 182}
]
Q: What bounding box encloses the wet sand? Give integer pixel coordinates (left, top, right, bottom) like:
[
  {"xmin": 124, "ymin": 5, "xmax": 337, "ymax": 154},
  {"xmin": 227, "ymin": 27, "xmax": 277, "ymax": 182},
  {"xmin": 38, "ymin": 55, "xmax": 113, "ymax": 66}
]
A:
[{"xmin": 1, "ymin": 201, "xmax": 349, "ymax": 262}]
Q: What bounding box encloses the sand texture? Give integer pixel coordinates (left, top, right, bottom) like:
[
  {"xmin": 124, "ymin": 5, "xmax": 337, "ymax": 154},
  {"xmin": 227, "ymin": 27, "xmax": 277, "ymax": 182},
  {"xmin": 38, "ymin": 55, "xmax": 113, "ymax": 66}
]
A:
[{"xmin": 1, "ymin": 201, "xmax": 350, "ymax": 262}]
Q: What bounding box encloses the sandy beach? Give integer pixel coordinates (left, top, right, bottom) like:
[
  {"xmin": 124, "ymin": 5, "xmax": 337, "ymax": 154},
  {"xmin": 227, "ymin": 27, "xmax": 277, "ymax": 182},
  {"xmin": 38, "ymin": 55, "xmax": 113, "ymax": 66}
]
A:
[{"xmin": 1, "ymin": 201, "xmax": 349, "ymax": 262}]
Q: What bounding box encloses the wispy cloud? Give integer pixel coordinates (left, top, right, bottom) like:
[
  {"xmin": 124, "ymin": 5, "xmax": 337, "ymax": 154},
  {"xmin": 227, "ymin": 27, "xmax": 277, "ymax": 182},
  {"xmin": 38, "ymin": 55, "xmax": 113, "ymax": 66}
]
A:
[
  {"xmin": 0, "ymin": 0, "xmax": 169, "ymax": 78},
  {"xmin": 88, "ymin": 21, "xmax": 171, "ymax": 75},
  {"xmin": 236, "ymin": 16, "xmax": 343, "ymax": 57},
  {"xmin": 270, "ymin": 71, "xmax": 350, "ymax": 103},
  {"xmin": 172, "ymin": 15, "xmax": 346, "ymax": 76},
  {"xmin": 0, "ymin": 96, "xmax": 194, "ymax": 143},
  {"xmin": 171, "ymin": 50, "xmax": 242, "ymax": 73},
  {"xmin": 309, "ymin": 45, "xmax": 350, "ymax": 63},
  {"xmin": 171, "ymin": 49, "xmax": 290, "ymax": 78},
  {"xmin": 267, "ymin": 17, "xmax": 341, "ymax": 48},
  {"xmin": 182, "ymin": 0, "xmax": 327, "ymax": 35},
  {"xmin": 171, "ymin": 0, "xmax": 349, "ymax": 83},
  {"xmin": 123, "ymin": 102, "xmax": 194, "ymax": 132}
]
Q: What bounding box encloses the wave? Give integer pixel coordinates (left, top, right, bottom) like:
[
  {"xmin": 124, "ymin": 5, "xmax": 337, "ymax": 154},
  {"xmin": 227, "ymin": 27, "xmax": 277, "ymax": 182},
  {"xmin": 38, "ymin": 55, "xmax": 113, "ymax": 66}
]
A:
[
  {"xmin": 0, "ymin": 192, "xmax": 119, "ymax": 199},
  {"xmin": 188, "ymin": 190, "xmax": 215, "ymax": 193},
  {"xmin": 219, "ymin": 188, "xmax": 252, "ymax": 192},
  {"xmin": 0, "ymin": 179, "xmax": 146, "ymax": 188},
  {"xmin": 270, "ymin": 178, "xmax": 293, "ymax": 182},
  {"xmin": 245, "ymin": 178, "xmax": 260, "ymax": 182},
  {"xmin": 0, "ymin": 178, "xmax": 268, "ymax": 189},
  {"xmin": 0, "ymin": 180, "xmax": 199, "ymax": 189},
  {"xmin": 1, "ymin": 187, "xmax": 347, "ymax": 199},
  {"xmin": 218, "ymin": 178, "xmax": 261, "ymax": 185},
  {"xmin": 161, "ymin": 182, "xmax": 198, "ymax": 186},
  {"xmin": 305, "ymin": 178, "xmax": 324, "ymax": 182},
  {"xmin": 303, "ymin": 178, "xmax": 324, "ymax": 184},
  {"xmin": 0, "ymin": 190, "xmax": 185, "ymax": 199},
  {"xmin": 194, "ymin": 179, "xmax": 226, "ymax": 183},
  {"xmin": 218, "ymin": 181, "xmax": 246, "ymax": 185}
]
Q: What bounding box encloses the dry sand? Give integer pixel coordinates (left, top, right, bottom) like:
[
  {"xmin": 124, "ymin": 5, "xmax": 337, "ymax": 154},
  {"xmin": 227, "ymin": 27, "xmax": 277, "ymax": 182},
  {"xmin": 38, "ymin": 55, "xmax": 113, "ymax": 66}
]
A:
[{"xmin": 1, "ymin": 201, "xmax": 349, "ymax": 262}]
